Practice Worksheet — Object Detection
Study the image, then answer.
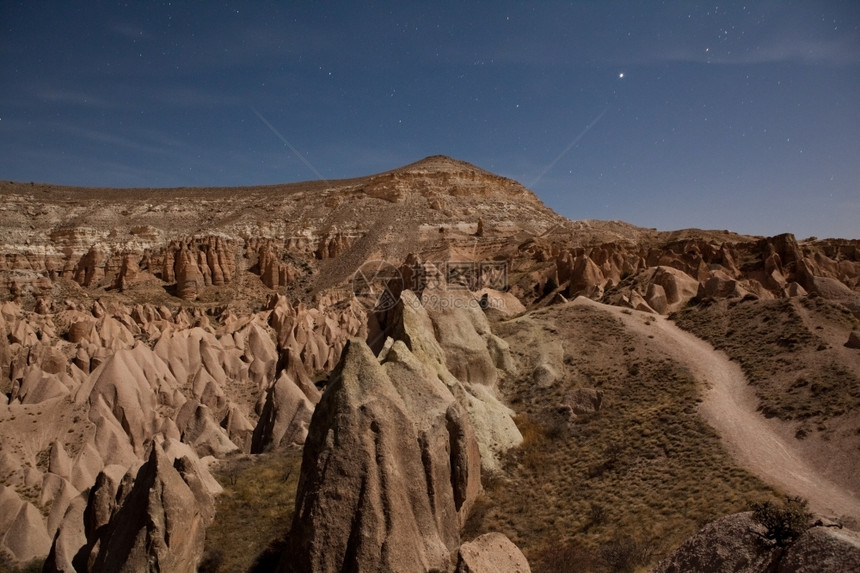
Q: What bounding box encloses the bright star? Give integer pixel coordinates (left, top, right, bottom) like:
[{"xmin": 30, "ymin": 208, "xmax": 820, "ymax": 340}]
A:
[{"xmin": 618, "ymin": 72, "xmax": 624, "ymax": 79}]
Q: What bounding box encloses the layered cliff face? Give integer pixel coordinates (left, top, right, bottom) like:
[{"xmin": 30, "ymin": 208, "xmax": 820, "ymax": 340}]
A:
[
  {"xmin": 3, "ymin": 157, "xmax": 857, "ymax": 318},
  {"xmin": 0, "ymin": 156, "xmax": 858, "ymax": 571},
  {"xmin": 0, "ymin": 156, "xmax": 560, "ymax": 305}
]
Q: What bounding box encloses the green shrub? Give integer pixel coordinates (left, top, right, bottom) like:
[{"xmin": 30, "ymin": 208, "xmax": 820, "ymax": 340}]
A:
[
  {"xmin": 599, "ymin": 534, "xmax": 653, "ymax": 573},
  {"xmin": 533, "ymin": 539, "xmax": 599, "ymax": 573},
  {"xmin": 0, "ymin": 555, "xmax": 44, "ymax": 573},
  {"xmin": 751, "ymin": 496, "xmax": 811, "ymax": 546}
]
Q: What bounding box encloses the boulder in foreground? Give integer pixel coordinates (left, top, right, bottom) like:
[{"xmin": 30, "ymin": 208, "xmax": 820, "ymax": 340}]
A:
[{"xmin": 652, "ymin": 512, "xmax": 860, "ymax": 573}]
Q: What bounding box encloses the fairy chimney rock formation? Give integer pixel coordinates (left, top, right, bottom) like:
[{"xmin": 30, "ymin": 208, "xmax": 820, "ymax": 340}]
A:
[
  {"xmin": 73, "ymin": 441, "xmax": 215, "ymax": 573},
  {"xmin": 281, "ymin": 337, "xmax": 484, "ymax": 572}
]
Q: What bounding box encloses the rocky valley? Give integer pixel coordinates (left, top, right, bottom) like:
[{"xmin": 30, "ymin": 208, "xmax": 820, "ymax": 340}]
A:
[{"xmin": 0, "ymin": 156, "xmax": 858, "ymax": 572}]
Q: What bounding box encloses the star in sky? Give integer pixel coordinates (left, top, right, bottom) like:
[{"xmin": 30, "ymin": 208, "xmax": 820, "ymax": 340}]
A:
[{"xmin": 0, "ymin": 1, "xmax": 858, "ymax": 239}]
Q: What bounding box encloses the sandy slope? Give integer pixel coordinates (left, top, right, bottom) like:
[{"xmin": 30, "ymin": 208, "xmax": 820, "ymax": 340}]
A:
[{"xmin": 571, "ymin": 297, "xmax": 860, "ymax": 523}]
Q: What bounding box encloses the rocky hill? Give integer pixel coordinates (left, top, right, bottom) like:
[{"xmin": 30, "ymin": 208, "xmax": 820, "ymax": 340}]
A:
[{"xmin": 0, "ymin": 156, "xmax": 858, "ymax": 572}]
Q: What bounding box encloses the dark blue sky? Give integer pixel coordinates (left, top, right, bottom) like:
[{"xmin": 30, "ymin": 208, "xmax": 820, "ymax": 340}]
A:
[{"xmin": 2, "ymin": 1, "xmax": 858, "ymax": 238}]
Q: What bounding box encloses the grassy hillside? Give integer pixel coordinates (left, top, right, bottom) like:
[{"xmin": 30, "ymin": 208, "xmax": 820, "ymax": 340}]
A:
[
  {"xmin": 672, "ymin": 296, "xmax": 860, "ymax": 433},
  {"xmin": 198, "ymin": 300, "xmax": 797, "ymax": 573},
  {"xmin": 471, "ymin": 303, "xmax": 776, "ymax": 573},
  {"xmin": 202, "ymin": 447, "xmax": 303, "ymax": 573}
]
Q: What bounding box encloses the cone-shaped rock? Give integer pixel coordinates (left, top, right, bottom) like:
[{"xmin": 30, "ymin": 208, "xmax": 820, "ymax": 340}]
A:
[{"xmin": 281, "ymin": 337, "xmax": 482, "ymax": 573}]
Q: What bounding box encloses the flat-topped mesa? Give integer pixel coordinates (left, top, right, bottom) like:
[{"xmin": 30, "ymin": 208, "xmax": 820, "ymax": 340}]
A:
[
  {"xmin": 362, "ymin": 155, "xmax": 543, "ymax": 203},
  {"xmin": 1, "ymin": 158, "xmax": 857, "ymax": 315},
  {"xmin": 0, "ymin": 156, "xmax": 571, "ymax": 304},
  {"xmin": 393, "ymin": 155, "xmax": 511, "ymax": 180}
]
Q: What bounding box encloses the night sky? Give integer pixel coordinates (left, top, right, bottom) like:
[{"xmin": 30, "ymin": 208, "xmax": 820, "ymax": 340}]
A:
[{"xmin": 2, "ymin": 1, "xmax": 858, "ymax": 239}]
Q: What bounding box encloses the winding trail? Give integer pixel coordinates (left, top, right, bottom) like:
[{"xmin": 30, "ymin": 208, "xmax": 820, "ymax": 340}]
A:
[{"xmin": 572, "ymin": 298, "xmax": 860, "ymax": 522}]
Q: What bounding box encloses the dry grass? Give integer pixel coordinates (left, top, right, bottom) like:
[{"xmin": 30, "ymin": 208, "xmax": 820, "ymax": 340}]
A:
[
  {"xmin": 0, "ymin": 554, "xmax": 42, "ymax": 573},
  {"xmin": 202, "ymin": 447, "xmax": 303, "ymax": 573},
  {"xmin": 672, "ymin": 296, "xmax": 860, "ymax": 428},
  {"xmin": 474, "ymin": 304, "xmax": 776, "ymax": 573}
]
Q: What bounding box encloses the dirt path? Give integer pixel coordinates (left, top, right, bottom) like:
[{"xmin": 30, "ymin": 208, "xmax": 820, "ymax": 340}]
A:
[{"xmin": 571, "ymin": 298, "xmax": 860, "ymax": 522}]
